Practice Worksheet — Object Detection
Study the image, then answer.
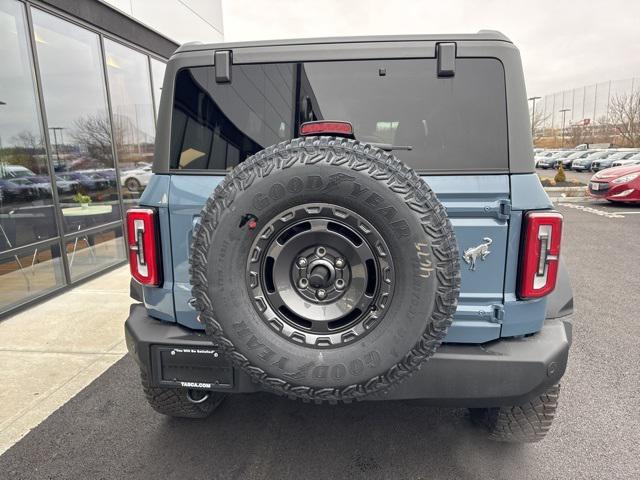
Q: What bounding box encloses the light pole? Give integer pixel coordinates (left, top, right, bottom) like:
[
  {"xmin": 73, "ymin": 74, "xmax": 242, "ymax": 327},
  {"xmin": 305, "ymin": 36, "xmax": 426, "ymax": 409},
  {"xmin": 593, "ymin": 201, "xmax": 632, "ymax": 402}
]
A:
[
  {"xmin": 0, "ymin": 101, "xmax": 6, "ymax": 165},
  {"xmin": 48, "ymin": 127, "xmax": 65, "ymax": 165},
  {"xmin": 559, "ymin": 109, "xmax": 571, "ymax": 147},
  {"xmin": 528, "ymin": 96, "xmax": 541, "ymax": 138}
]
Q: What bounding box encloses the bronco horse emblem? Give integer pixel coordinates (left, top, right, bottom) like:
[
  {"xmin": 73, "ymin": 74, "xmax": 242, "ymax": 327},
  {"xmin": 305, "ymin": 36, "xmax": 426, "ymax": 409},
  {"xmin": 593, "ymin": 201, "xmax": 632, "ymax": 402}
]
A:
[{"xmin": 462, "ymin": 237, "xmax": 492, "ymax": 271}]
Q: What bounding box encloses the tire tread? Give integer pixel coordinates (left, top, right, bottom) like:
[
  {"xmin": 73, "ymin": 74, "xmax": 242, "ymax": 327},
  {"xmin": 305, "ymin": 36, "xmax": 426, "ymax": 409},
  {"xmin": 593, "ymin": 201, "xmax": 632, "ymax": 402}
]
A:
[{"xmin": 190, "ymin": 137, "xmax": 461, "ymax": 403}]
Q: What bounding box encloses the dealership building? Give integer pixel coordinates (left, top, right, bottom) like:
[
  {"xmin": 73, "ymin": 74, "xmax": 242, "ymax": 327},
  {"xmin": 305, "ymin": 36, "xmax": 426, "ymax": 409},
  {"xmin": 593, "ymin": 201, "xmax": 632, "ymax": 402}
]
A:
[{"xmin": 0, "ymin": 0, "xmax": 223, "ymax": 316}]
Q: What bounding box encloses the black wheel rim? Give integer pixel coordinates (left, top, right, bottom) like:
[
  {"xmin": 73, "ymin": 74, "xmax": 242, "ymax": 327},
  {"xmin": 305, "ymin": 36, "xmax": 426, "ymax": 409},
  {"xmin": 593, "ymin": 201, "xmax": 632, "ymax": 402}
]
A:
[{"xmin": 246, "ymin": 203, "xmax": 394, "ymax": 348}]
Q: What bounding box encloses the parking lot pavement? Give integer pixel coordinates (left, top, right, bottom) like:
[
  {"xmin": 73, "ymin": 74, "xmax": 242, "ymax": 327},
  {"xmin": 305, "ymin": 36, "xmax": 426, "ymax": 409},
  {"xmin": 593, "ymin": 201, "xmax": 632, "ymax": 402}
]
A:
[
  {"xmin": 1, "ymin": 205, "xmax": 639, "ymax": 479},
  {"xmin": 0, "ymin": 266, "xmax": 130, "ymax": 455}
]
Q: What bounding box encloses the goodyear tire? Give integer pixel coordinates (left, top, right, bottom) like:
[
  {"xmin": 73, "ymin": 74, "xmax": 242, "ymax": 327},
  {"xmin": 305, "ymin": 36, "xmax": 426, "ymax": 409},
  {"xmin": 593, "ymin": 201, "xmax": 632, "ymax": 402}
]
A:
[
  {"xmin": 190, "ymin": 137, "xmax": 461, "ymax": 403},
  {"xmin": 140, "ymin": 371, "xmax": 227, "ymax": 418},
  {"xmin": 470, "ymin": 384, "xmax": 561, "ymax": 442}
]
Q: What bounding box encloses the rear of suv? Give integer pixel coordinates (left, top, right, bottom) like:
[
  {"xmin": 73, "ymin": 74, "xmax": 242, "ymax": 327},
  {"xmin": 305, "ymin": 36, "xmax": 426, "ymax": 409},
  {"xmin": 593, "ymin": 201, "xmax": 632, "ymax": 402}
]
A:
[{"xmin": 124, "ymin": 32, "xmax": 573, "ymax": 443}]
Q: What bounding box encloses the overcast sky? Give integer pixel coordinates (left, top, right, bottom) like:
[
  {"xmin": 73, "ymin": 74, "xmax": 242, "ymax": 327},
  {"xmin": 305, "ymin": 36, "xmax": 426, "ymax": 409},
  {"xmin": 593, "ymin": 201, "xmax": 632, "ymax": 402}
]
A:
[{"xmin": 222, "ymin": 0, "xmax": 640, "ymax": 97}]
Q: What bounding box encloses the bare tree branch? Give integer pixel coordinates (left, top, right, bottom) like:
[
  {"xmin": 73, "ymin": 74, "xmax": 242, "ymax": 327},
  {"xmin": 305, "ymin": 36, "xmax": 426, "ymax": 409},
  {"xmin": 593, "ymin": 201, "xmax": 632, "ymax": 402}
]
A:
[{"xmin": 607, "ymin": 92, "xmax": 640, "ymax": 147}]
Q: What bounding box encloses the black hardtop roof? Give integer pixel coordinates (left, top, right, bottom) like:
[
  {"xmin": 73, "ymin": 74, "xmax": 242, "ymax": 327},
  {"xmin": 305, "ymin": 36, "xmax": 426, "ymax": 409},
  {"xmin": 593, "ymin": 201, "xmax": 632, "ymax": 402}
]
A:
[{"xmin": 175, "ymin": 30, "xmax": 512, "ymax": 54}]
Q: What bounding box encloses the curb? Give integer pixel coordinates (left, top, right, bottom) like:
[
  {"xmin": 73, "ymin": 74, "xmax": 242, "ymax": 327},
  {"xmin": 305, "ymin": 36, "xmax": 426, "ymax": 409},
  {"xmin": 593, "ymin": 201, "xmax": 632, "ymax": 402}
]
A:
[
  {"xmin": 544, "ymin": 186, "xmax": 587, "ymax": 197},
  {"xmin": 549, "ymin": 196, "xmax": 592, "ymax": 203}
]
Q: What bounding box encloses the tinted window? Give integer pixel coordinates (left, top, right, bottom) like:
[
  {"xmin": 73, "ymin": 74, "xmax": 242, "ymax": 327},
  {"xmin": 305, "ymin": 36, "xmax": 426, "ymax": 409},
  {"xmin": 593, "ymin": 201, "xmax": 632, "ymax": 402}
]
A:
[
  {"xmin": 104, "ymin": 39, "xmax": 156, "ymax": 207},
  {"xmin": 0, "ymin": 0, "xmax": 65, "ymax": 312},
  {"xmin": 33, "ymin": 9, "xmax": 121, "ymax": 233},
  {"xmin": 33, "ymin": 8, "xmax": 125, "ymax": 281},
  {"xmin": 171, "ymin": 59, "xmax": 508, "ymax": 172},
  {"xmin": 1, "ymin": 0, "xmax": 59, "ymax": 251}
]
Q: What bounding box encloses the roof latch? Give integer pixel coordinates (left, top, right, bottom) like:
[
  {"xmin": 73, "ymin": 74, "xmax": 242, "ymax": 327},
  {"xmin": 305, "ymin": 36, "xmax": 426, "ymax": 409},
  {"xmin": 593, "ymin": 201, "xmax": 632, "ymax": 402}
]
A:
[
  {"xmin": 214, "ymin": 50, "xmax": 232, "ymax": 83},
  {"xmin": 437, "ymin": 42, "xmax": 456, "ymax": 78}
]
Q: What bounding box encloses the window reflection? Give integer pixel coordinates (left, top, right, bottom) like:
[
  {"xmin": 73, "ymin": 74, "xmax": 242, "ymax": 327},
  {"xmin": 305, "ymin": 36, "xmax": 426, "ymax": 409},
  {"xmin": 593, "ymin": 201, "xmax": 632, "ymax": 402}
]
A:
[
  {"xmin": 104, "ymin": 39, "xmax": 156, "ymax": 209},
  {"xmin": 32, "ymin": 8, "xmax": 120, "ymax": 233},
  {"xmin": 150, "ymin": 58, "xmax": 166, "ymax": 120},
  {"xmin": 0, "ymin": 0, "xmax": 58, "ymax": 252},
  {"xmin": 0, "ymin": 243, "xmax": 65, "ymax": 311},
  {"xmin": 65, "ymin": 225, "xmax": 124, "ymax": 281},
  {"xmin": 172, "ymin": 60, "xmax": 508, "ymax": 172}
]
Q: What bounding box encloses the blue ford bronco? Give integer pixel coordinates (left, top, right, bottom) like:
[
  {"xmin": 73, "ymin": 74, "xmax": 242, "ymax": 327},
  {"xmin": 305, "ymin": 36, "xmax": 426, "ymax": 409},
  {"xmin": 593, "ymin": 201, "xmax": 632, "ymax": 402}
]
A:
[{"xmin": 124, "ymin": 31, "xmax": 573, "ymax": 442}]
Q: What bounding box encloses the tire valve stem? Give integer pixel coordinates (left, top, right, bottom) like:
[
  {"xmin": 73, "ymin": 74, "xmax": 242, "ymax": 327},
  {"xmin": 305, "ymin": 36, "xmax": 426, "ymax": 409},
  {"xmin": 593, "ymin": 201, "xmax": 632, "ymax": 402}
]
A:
[{"xmin": 239, "ymin": 213, "xmax": 258, "ymax": 230}]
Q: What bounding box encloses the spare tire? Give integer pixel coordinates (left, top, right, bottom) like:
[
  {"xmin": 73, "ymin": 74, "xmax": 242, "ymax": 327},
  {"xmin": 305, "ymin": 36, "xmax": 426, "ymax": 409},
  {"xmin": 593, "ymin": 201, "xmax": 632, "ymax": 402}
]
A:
[{"xmin": 191, "ymin": 136, "xmax": 460, "ymax": 403}]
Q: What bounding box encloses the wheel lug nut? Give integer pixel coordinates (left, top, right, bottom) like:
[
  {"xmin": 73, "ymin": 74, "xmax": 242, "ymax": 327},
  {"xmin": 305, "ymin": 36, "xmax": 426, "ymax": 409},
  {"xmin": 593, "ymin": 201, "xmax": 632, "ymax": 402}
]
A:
[
  {"xmin": 316, "ymin": 289, "xmax": 326, "ymax": 300},
  {"xmin": 298, "ymin": 278, "xmax": 308, "ymax": 289},
  {"xmin": 335, "ymin": 258, "xmax": 344, "ymax": 268},
  {"xmin": 297, "ymin": 257, "xmax": 307, "ymax": 268}
]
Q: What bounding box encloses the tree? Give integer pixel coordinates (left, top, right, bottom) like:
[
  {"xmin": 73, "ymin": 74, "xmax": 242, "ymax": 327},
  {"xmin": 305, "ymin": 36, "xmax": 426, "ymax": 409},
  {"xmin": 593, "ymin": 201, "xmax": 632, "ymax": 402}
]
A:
[
  {"xmin": 607, "ymin": 92, "xmax": 640, "ymax": 147},
  {"xmin": 531, "ymin": 107, "xmax": 551, "ymax": 139},
  {"xmin": 568, "ymin": 124, "xmax": 589, "ymax": 147},
  {"xmin": 71, "ymin": 114, "xmax": 121, "ymax": 166}
]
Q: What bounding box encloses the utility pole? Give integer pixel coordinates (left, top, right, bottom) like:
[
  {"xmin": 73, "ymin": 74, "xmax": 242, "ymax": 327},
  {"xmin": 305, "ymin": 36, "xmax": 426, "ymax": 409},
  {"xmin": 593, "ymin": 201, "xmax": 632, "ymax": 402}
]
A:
[
  {"xmin": 528, "ymin": 96, "xmax": 541, "ymax": 138},
  {"xmin": 48, "ymin": 127, "xmax": 65, "ymax": 165},
  {"xmin": 559, "ymin": 108, "xmax": 571, "ymax": 147}
]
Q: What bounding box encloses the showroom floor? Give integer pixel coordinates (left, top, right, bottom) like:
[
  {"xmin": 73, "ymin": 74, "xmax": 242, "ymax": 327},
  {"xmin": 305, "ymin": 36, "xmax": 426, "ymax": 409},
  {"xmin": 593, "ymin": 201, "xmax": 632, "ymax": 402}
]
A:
[{"xmin": 0, "ymin": 266, "xmax": 131, "ymax": 454}]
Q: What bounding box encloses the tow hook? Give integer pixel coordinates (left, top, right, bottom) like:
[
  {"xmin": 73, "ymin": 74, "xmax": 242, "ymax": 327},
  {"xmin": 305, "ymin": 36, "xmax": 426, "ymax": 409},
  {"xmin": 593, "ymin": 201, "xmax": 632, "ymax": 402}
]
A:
[{"xmin": 186, "ymin": 389, "xmax": 211, "ymax": 404}]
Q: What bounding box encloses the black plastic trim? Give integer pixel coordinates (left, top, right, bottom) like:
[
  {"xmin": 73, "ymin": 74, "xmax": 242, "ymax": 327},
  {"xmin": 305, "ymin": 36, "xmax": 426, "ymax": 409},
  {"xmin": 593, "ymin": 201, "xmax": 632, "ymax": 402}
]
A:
[{"xmin": 125, "ymin": 304, "xmax": 571, "ymax": 407}]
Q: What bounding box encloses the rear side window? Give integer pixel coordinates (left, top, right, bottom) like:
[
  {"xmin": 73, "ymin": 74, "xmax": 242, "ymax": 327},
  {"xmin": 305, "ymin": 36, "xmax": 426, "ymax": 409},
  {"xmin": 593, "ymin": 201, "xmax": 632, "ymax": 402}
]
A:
[{"xmin": 170, "ymin": 59, "xmax": 508, "ymax": 173}]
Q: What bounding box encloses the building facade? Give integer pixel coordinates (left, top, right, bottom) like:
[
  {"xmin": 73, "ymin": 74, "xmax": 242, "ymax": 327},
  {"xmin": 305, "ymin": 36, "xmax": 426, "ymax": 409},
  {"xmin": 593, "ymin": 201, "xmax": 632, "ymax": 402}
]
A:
[{"xmin": 0, "ymin": 0, "xmax": 223, "ymax": 316}]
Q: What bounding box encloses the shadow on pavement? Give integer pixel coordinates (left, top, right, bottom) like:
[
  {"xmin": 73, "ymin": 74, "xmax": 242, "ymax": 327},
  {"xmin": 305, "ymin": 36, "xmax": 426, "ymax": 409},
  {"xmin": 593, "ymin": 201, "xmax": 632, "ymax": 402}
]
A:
[{"xmin": 0, "ymin": 355, "xmax": 531, "ymax": 480}]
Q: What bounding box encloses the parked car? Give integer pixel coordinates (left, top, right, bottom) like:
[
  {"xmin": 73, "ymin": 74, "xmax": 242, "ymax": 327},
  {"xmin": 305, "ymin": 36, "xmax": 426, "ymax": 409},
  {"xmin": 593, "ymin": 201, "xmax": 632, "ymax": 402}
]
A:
[
  {"xmin": 534, "ymin": 150, "xmax": 557, "ymax": 168},
  {"xmin": 592, "ymin": 151, "xmax": 639, "ymax": 172},
  {"xmin": 555, "ymin": 150, "xmax": 593, "ymax": 170},
  {"xmin": 589, "ymin": 164, "xmax": 640, "ymax": 202},
  {"xmin": 121, "ymin": 165, "xmax": 152, "ymax": 191},
  {"xmin": 25, "ymin": 175, "xmax": 78, "ymax": 195},
  {"xmin": 124, "ymin": 32, "xmax": 573, "ymax": 444},
  {"xmin": 537, "ymin": 150, "xmax": 572, "ymax": 169},
  {"xmin": 94, "ymin": 169, "xmax": 118, "ymax": 188},
  {"xmin": 0, "ymin": 178, "xmax": 39, "ymax": 202},
  {"xmin": 0, "ymin": 164, "xmax": 36, "ymax": 179},
  {"xmin": 58, "ymin": 171, "xmax": 109, "ymax": 191},
  {"xmin": 611, "ymin": 152, "xmax": 640, "ymax": 167},
  {"xmin": 572, "ymin": 150, "xmax": 614, "ymax": 172}
]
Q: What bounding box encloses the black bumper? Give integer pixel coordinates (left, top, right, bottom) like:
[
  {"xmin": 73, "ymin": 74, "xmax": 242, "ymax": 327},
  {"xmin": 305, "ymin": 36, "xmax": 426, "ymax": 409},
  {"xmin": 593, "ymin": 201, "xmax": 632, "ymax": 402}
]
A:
[{"xmin": 125, "ymin": 304, "xmax": 572, "ymax": 408}]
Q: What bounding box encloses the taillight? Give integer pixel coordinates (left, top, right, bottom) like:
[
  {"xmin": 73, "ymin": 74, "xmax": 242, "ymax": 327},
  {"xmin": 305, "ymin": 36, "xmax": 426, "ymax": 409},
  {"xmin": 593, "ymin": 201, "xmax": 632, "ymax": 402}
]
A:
[
  {"xmin": 299, "ymin": 120, "xmax": 354, "ymax": 138},
  {"xmin": 126, "ymin": 208, "xmax": 161, "ymax": 286},
  {"xmin": 518, "ymin": 211, "xmax": 563, "ymax": 299}
]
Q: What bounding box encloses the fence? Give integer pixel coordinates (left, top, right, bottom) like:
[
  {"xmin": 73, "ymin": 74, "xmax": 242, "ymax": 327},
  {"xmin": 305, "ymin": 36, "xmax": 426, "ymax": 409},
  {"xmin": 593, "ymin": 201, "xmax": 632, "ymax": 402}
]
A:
[{"xmin": 532, "ymin": 77, "xmax": 640, "ymax": 146}]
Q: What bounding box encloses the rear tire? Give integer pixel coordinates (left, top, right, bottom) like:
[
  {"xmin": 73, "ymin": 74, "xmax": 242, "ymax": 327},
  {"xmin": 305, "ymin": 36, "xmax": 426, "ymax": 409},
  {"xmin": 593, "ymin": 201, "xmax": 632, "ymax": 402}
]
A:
[
  {"xmin": 140, "ymin": 371, "xmax": 227, "ymax": 418},
  {"xmin": 125, "ymin": 177, "xmax": 141, "ymax": 192},
  {"xmin": 469, "ymin": 384, "xmax": 560, "ymax": 443}
]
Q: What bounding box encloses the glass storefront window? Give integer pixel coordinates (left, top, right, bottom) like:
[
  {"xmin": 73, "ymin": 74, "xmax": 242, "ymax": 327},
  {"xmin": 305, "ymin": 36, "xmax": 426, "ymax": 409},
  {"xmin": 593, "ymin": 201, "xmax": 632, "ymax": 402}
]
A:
[
  {"xmin": 104, "ymin": 39, "xmax": 156, "ymax": 208},
  {"xmin": 32, "ymin": 8, "xmax": 121, "ymax": 234},
  {"xmin": 65, "ymin": 225, "xmax": 124, "ymax": 281},
  {"xmin": 0, "ymin": 1, "xmax": 169, "ymax": 316},
  {"xmin": 0, "ymin": 242, "xmax": 65, "ymax": 312},
  {"xmin": 1, "ymin": 0, "xmax": 58, "ymax": 253},
  {"xmin": 150, "ymin": 58, "xmax": 166, "ymax": 120}
]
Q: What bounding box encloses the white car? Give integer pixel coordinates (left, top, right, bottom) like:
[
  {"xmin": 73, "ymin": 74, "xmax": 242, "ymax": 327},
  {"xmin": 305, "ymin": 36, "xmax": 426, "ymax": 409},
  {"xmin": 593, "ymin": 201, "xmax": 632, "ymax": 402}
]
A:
[
  {"xmin": 611, "ymin": 152, "xmax": 640, "ymax": 167},
  {"xmin": 121, "ymin": 165, "xmax": 152, "ymax": 192}
]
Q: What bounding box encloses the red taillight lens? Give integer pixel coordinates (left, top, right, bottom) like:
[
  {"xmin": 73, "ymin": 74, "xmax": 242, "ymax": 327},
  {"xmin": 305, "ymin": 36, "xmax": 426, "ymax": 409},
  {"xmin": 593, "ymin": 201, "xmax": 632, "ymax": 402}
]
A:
[
  {"xmin": 126, "ymin": 208, "xmax": 161, "ymax": 286},
  {"xmin": 299, "ymin": 121, "xmax": 354, "ymax": 137},
  {"xmin": 518, "ymin": 211, "xmax": 563, "ymax": 299}
]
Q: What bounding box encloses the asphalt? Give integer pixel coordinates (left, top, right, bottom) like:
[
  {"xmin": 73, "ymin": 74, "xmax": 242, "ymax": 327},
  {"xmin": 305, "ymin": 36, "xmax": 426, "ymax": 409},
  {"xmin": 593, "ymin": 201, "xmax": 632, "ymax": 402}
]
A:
[{"xmin": 1, "ymin": 201, "xmax": 639, "ymax": 480}]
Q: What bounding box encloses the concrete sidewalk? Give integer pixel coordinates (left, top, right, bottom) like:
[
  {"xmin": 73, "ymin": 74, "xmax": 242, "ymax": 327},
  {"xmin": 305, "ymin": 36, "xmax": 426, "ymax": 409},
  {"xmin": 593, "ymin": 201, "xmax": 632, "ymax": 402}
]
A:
[{"xmin": 0, "ymin": 266, "xmax": 132, "ymax": 454}]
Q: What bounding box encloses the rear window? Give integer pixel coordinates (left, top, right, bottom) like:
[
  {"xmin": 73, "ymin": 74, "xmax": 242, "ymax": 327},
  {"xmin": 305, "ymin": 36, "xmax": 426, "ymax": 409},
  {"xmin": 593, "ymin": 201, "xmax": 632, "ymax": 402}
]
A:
[{"xmin": 170, "ymin": 58, "xmax": 508, "ymax": 173}]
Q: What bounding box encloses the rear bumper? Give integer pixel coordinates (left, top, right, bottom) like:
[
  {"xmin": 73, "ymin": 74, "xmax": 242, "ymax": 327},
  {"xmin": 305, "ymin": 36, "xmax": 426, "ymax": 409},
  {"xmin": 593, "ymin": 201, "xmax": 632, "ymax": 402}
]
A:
[{"xmin": 125, "ymin": 304, "xmax": 572, "ymax": 408}]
